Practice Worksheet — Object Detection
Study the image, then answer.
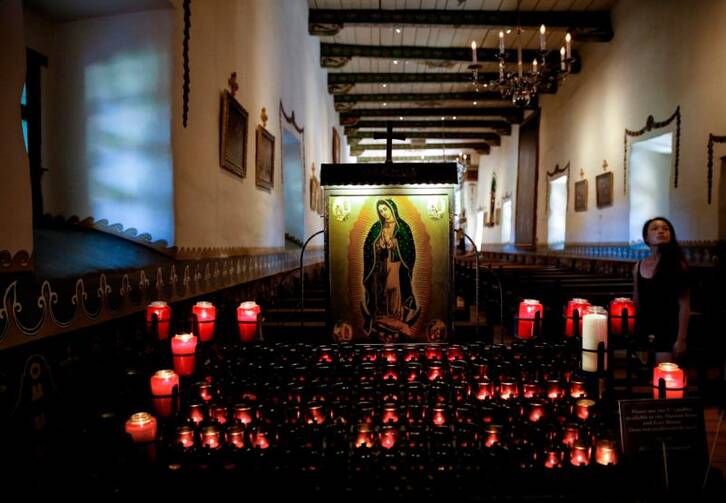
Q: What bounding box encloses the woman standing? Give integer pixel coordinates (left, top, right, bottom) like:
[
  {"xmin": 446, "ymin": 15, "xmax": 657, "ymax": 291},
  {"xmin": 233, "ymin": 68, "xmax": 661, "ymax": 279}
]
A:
[
  {"xmin": 362, "ymin": 199, "xmax": 419, "ymax": 341},
  {"xmin": 633, "ymin": 217, "xmax": 690, "ymax": 361}
]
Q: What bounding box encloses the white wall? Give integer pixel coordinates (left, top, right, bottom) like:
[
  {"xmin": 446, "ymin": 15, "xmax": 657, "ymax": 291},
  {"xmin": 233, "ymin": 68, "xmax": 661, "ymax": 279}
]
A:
[
  {"xmin": 536, "ymin": 0, "xmax": 726, "ymax": 244},
  {"xmin": 628, "ymin": 140, "xmax": 671, "ymax": 243},
  {"xmin": 172, "ymin": 0, "xmax": 344, "ymax": 251},
  {"xmin": 39, "ymin": 9, "xmax": 175, "ymax": 244},
  {"xmin": 477, "ymin": 125, "xmax": 519, "ymax": 245},
  {"xmin": 0, "ymin": 0, "xmax": 33, "ymax": 257}
]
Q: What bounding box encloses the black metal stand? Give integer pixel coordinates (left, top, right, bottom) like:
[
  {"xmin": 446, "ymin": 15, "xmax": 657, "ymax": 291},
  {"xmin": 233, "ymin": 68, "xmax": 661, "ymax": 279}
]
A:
[{"xmin": 462, "ymin": 232, "xmax": 480, "ymax": 339}]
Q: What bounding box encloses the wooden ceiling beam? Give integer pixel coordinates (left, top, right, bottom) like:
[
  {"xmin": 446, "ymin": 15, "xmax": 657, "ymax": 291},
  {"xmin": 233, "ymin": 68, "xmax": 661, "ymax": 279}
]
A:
[
  {"xmin": 321, "ymin": 43, "xmax": 579, "ymax": 72},
  {"xmin": 309, "ymin": 9, "xmax": 613, "ymax": 42},
  {"xmin": 351, "ymin": 142, "xmax": 491, "ymax": 155},
  {"xmin": 340, "ymin": 107, "xmax": 526, "ymax": 124},
  {"xmin": 347, "ymin": 131, "xmax": 501, "ymax": 145},
  {"xmin": 346, "ymin": 119, "xmax": 511, "ymax": 135},
  {"xmin": 358, "ymin": 155, "xmax": 465, "ymax": 163}
]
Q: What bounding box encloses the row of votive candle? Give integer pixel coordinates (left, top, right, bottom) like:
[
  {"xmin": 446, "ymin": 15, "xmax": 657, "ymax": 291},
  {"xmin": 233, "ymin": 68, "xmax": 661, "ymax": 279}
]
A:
[
  {"xmin": 146, "ymin": 300, "xmax": 261, "ymax": 342},
  {"xmin": 518, "ymin": 297, "xmax": 636, "ymax": 339}
]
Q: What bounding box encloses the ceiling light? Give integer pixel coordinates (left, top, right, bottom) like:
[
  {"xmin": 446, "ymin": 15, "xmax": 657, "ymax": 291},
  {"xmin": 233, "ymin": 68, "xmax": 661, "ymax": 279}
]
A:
[
  {"xmin": 441, "ymin": 116, "xmax": 445, "ymax": 120},
  {"xmin": 399, "ymin": 116, "xmax": 403, "ymax": 120},
  {"xmin": 473, "ymin": 101, "xmax": 478, "ymax": 105},
  {"xmin": 506, "ymin": 28, "xmax": 512, "ymax": 34},
  {"xmin": 453, "ymin": 116, "xmax": 457, "ymax": 120},
  {"xmin": 383, "ymin": 102, "xmax": 387, "ymax": 106},
  {"xmin": 396, "ymin": 28, "xmax": 401, "ymax": 34},
  {"xmin": 393, "ymin": 60, "xmax": 399, "ymax": 64}
]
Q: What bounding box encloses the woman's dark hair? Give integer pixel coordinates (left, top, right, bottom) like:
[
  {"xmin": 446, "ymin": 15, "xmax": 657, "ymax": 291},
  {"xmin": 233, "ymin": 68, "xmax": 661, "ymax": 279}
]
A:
[{"xmin": 641, "ymin": 217, "xmax": 688, "ymax": 290}]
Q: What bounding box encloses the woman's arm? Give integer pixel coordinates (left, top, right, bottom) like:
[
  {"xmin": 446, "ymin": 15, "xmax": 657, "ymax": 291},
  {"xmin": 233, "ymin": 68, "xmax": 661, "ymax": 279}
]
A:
[{"xmin": 632, "ymin": 262, "xmax": 639, "ymax": 306}]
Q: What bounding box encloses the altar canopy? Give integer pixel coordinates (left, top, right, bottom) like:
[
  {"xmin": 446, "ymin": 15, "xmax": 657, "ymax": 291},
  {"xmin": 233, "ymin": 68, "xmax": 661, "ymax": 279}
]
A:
[{"xmin": 321, "ymin": 162, "xmax": 457, "ymax": 343}]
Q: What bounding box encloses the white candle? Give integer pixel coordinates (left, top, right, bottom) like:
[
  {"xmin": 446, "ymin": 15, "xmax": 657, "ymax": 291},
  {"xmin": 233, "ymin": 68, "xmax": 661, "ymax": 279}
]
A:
[
  {"xmin": 499, "ymin": 31, "xmax": 505, "ymax": 55},
  {"xmin": 471, "ymin": 41, "xmax": 477, "ymax": 64},
  {"xmin": 532, "ymin": 58, "xmax": 538, "ymax": 73},
  {"xmin": 560, "ymin": 47, "xmax": 566, "ymax": 70},
  {"xmin": 582, "ymin": 306, "xmax": 608, "ymax": 372},
  {"xmin": 565, "ymin": 33, "xmax": 572, "ymax": 59},
  {"xmin": 539, "ymin": 24, "xmax": 546, "ymax": 51}
]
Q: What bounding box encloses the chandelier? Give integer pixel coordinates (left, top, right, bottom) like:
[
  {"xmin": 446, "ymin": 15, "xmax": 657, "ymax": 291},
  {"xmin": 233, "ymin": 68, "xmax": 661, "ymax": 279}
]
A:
[{"xmin": 468, "ymin": 25, "xmax": 575, "ymax": 107}]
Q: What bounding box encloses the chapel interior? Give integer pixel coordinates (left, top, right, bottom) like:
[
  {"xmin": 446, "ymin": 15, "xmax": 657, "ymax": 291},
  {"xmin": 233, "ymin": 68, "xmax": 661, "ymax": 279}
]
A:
[{"xmin": 1, "ymin": 0, "xmax": 726, "ymax": 499}]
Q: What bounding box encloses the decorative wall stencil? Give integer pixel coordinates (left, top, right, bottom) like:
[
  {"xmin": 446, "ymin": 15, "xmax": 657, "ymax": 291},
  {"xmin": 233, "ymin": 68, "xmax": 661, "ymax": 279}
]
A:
[
  {"xmin": 0, "ymin": 249, "xmax": 324, "ymax": 350},
  {"xmin": 0, "ymin": 250, "xmax": 32, "ymax": 272},
  {"xmin": 707, "ymin": 133, "xmax": 726, "ymax": 204},
  {"xmin": 624, "ymin": 106, "xmax": 681, "ymax": 194},
  {"xmin": 182, "ymin": 0, "xmax": 191, "ymax": 128}
]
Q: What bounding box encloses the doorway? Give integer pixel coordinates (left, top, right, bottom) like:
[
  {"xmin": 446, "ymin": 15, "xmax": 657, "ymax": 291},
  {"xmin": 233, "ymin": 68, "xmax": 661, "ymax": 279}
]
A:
[
  {"xmin": 628, "ymin": 132, "xmax": 673, "ymax": 244},
  {"xmin": 547, "ymin": 175, "xmax": 568, "ymax": 249},
  {"xmin": 282, "ymin": 129, "xmax": 304, "ymax": 245}
]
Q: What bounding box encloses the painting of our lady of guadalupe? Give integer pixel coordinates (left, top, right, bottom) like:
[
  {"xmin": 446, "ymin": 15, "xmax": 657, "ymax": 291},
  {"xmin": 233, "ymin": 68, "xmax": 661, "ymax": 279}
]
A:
[
  {"xmin": 361, "ymin": 199, "xmax": 420, "ymax": 341},
  {"xmin": 327, "ymin": 194, "xmax": 451, "ymax": 343}
]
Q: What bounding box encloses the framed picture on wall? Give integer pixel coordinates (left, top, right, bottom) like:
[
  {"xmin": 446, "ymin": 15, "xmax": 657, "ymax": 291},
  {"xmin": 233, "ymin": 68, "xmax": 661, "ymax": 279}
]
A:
[
  {"xmin": 574, "ymin": 179, "xmax": 588, "ymax": 212},
  {"xmin": 220, "ymin": 90, "xmax": 248, "ymax": 178},
  {"xmin": 255, "ymin": 126, "xmax": 275, "ymax": 190},
  {"xmin": 596, "ymin": 172, "xmax": 613, "ymax": 208},
  {"xmin": 332, "ymin": 127, "xmax": 341, "ymax": 164}
]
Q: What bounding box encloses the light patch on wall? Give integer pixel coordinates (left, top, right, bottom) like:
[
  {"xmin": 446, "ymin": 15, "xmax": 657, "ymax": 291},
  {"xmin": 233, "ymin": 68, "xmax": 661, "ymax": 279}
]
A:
[
  {"xmin": 84, "ymin": 49, "xmax": 173, "ymax": 243},
  {"xmin": 547, "ymin": 176, "xmax": 568, "ymax": 248},
  {"xmin": 628, "ymin": 133, "xmax": 672, "ymax": 244},
  {"xmin": 501, "ymin": 199, "xmax": 512, "ymax": 244}
]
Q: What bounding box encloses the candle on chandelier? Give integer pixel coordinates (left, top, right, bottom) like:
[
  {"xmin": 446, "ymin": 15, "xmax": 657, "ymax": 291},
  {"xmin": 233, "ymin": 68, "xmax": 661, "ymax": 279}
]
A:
[
  {"xmin": 171, "ymin": 333, "xmax": 197, "ymax": 376},
  {"xmin": 582, "ymin": 306, "xmax": 608, "ymax": 372},
  {"xmin": 517, "ymin": 299, "xmax": 543, "ymax": 339},
  {"xmin": 560, "ymin": 46, "xmax": 566, "ymax": 70},
  {"xmin": 565, "ymin": 298, "xmax": 591, "ymax": 337},
  {"xmin": 499, "ymin": 31, "xmax": 505, "ymax": 55},
  {"xmin": 565, "ymin": 32, "xmax": 572, "ymax": 59},
  {"xmin": 609, "ymin": 297, "xmax": 636, "ymax": 336},
  {"xmin": 652, "ymin": 362, "xmax": 686, "ymax": 399},
  {"xmin": 471, "ymin": 40, "xmax": 478, "ymax": 64},
  {"xmin": 125, "ymin": 412, "xmax": 157, "ymax": 444},
  {"xmin": 595, "ymin": 439, "xmax": 619, "ymax": 466},
  {"xmin": 150, "ymin": 369, "xmax": 179, "ymax": 418},
  {"xmin": 532, "ymin": 58, "xmax": 538, "ymax": 73},
  {"xmin": 237, "ymin": 301, "xmax": 261, "ymax": 342},
  {"xmin": 146, "ymin": 301, "xmax": 171, "ymax": 340},
  {"xmin": 539, "ymin": 24, "xmax": 546, "ymax": 51},
  {"xmin": 192, "ymin": 301, "xmax": 216, "ymax": 342}
]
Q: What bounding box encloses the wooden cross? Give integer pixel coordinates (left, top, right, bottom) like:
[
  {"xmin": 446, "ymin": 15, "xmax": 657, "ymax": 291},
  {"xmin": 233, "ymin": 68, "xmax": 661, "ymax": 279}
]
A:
[{"xmin": 373, "ymin": 121, "xmax": 407, "ymax": 163}]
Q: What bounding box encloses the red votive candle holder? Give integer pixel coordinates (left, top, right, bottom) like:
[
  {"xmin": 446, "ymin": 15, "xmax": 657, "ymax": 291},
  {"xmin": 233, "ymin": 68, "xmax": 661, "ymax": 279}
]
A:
[
  {"xmin": 575, "ymin": 398, "xmax": 596, "ymax": 421},
  {"xmin": 570, "ymin": 442, "xmax": 591, "ymax": 466},
  {"xmin": 609, "ymin": 297, "xmax": 636, "ymax": 336},
  {"xmin": 425, "ymin": 345, "xmax": 443, "ymax": 361},
  {"xmin": 446, "ymin": 345, "xmax": 465, "ymax": 361},
  {"xmin": 146, "ymin": 301, "xmax": 171, "ymax": 340},
  {"xmin": 383, "ymin": 365, "xmax": 399, "ymax": 382},
  {"xmin": 176, "ymin": 424, "xmax": 195, "ymax": 449},
  {"xmin": 195, "ymin": 381, "xmax": 214, "ymax": 402},
  {"xmin": 595, "ymin": 439, "xmax": 619, "ymax": 466},
  {"xmin": 562, "ymin": 424, "xmax": 579, "ymax": 447},
  {"xmin": 186, "ymin": 402, "xmax": 205, "ymax": 425},
  {"xmin": 150, "ymin": 369, "xmax": 179, "ymax": 418},
  {"xmin": 431, "ymin": 405, "xmax": 447, "ymax": 426},
  {"xmin": 209, "ymin": 403, "xmax": 228, "ymax": 424},
  {"xmin": 382, "ymin": 403, "xmax": 400, "ymax": 424},
  {"xmin": 427, "ymin": 362, "xmax": 444, "ymax": 382},
  {"xmin": 544, "ymin": 446, "xmax": 564, "ymax": 469},
  {"xmin": 201, "ymin": 425, "xmax": 222, "ymax": 450},
  {"xmin": 474, "ymin": 378, "xmax": 495, "ymax": 400},
  {"xmin": 192, "ymin": 301, "xmax": 216, "ymax": 342},
  {"xmin": 499, "ymin": 379, "xmax": 518, "ymax": 400},
  {"xmin": 403, "ymin": 346, "xmax": 421, "ymax": 362},
  {"xmin": 234, "ymin": 402, "xmax": 255, "ymax": 426},
  {"xmin": 226, "ymin": 424, "xmax": 245, "ymax": 449},
  {"xmin": 565, "ymin": 298, "xmax": 590, "ymax": 337},
  {"xmin": 171, "ymin": 333, "xmax": 197, "ymax": 377},
  {"xmin": 354, "ymin": 423, "xmax": 374, "ymax": 448},
  {"xmin": 380, "ymin": 426, "xmax": 399, "ymax": 450},
  {"xmin": 523, "ymin": 382, "xmax": 541, "ymax": 399},
  {"xmin": 125, "ymin": 412, "xmax": 157, "ymax": 444},
  {"xmin": 652, "ymin": 362, "xmax": 686, "ymax": 399},
  {"xmin": 546, "ymin": 379, "xmax": 563, "ymax": 400},
  {"xmin": 528, "ymin": 401, "xmax": 546, "ymax": 422},
  {"xmin": 306, "ymin": 403, "xmax": 326, "ymax": 425},
  {"xmin": 382, "ymin": 346, "xmax": 398, "ymax": 363},
  {"xmin": 485, "ymin": 425, "xmax": 502, "ymax": 447},
  {"xmin": 251, "ymin": 427, "xmax": 271, "ymax": 449},
  {"xmin": 517, "ymin": 299, "xmax": 543, "ymax": 339},
  {"xmin": 237, "ymin": 301, "xmax": 261, "ymax": 342},
  {"xmin": 569, "ymin": 377, "xmax": 587, "ymax": 398}
]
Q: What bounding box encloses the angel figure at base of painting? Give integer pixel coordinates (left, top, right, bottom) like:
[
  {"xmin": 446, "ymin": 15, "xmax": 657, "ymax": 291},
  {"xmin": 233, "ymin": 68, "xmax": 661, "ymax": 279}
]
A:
[{"xmin": 361, "ymin": 199, "xmax": 420, "ymax": 342}]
